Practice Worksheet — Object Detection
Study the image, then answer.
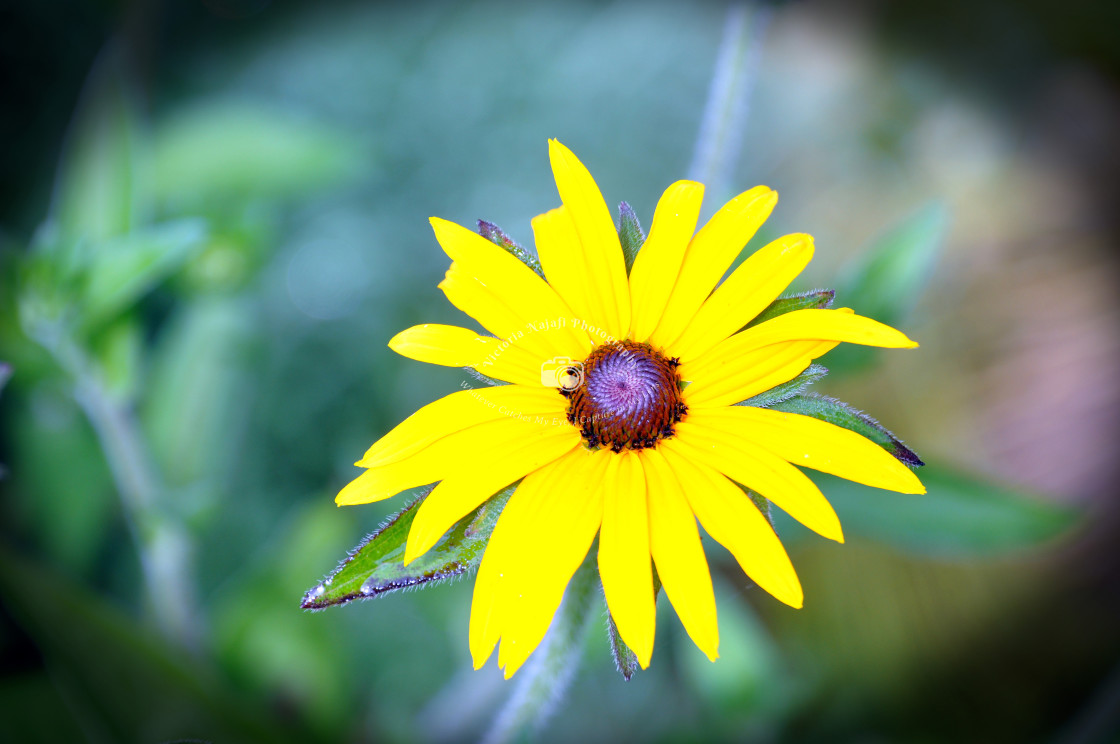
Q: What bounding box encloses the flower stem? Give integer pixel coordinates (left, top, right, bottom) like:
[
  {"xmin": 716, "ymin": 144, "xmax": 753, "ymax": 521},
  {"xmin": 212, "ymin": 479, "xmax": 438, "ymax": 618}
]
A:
[
  {"xmin": 482, "ymin": 558, "xmax": 600, "ymax": 744},
  {"xmin": 688, "ymin": 2, "xmax": 772, "ymax": 198},
  {"xmin": 34, "ymin": 324, "xmax": 201, "ymax": 650}
]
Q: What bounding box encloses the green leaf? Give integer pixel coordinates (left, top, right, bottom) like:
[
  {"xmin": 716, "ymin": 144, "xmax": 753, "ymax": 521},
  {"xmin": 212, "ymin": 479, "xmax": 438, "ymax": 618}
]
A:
[
  {"xmin": 478, "ymin": 220, "xmax": 544, "ymax": 278},
  {"xmin": 843, "ymin": 202, "xmax": 947, "ymax": 326},
  {"xmin": 770, "ymin": 392, "xmax": 923, "ymax": 467},
  {"xmin": 617, "ymin": 201, "xmax": 645, "ymax": 274},
  {"xmin": 81, "ymin": 219, "xmax": 208, "ymax": 327},
  {"xmin": 828, "ymin": 203, "xmax": 947, "ymax": 374},
  {"xmin": 745, "ymin": 289, "xmax": 834, "ymax": 329},
  {"xmin": 151, "ymin": 103, "xmax": 360, "ymax": 209},
  {"xmin": 737, "ymin": 364, "xmax": 828, "ymax": 408},
  {"xmin": 51, "ymin": 54, "xmax": 144, "ymax": 243},
  {"xmin": 301, "ymin": 483, "xmax": 513, "ymax": 609},
  {"xmin": 778, "ymin": 466, "xmax": 1081, "ymax": 557}
]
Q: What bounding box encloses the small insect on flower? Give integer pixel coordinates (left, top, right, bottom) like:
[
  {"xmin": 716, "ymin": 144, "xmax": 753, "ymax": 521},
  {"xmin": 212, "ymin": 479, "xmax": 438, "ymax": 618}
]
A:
[{"xmin": 333, "ymin": 140, "xmax": 924, "ymax": 678}]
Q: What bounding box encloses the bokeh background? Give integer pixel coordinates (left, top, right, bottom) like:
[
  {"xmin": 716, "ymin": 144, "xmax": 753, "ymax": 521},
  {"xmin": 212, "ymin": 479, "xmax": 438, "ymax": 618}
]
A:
[{"xmin": 2, "ymin": 1, "xmax": 1119, "ymax": 742}]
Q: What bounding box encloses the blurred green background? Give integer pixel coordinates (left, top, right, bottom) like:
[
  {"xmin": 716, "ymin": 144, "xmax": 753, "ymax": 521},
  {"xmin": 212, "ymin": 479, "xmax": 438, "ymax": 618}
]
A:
[{"xmin": 1, "ymin": 1, "xmax": 1118, "ymax": 742}]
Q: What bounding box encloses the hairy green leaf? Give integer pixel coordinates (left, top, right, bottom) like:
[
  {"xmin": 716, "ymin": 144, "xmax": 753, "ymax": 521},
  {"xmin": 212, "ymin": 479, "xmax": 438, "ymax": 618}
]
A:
[
  {"xmin": 771, "ymin": 392, "xmax": 923, "ymax": 467},
  {"xmin": 746, "ymin": 289, "xmax": 835, "ymax": 329},
  {"xmin": 301, "ymin": 483, "xmax": 513, "ymax": 609},
  {"xmin": 737, "ymin": 364, "xmax": 828, "ymax": 408},
  {"xmin": 617, "ymin": 201, "xmax": 646, "ymax": 274}
]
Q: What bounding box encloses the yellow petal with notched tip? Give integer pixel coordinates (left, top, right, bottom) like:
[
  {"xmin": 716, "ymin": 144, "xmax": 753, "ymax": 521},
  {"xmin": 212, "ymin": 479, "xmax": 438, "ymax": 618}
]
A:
[
  {"xmin": 358, "ymin": 385, "xmax": 567, "ymax": 468},
  {"xmin": 429, "ymin": 217, "xmax": 591, "ymax": 358},
  {"xmin": 669, "ymin": 233, "xmax": 814, "ymax": 361},
  {"xmin": 547, "ymin": 139, "xmax": 631, "ymax": 341},
  {"xmin": 688, "ymin": 406, "xmax": 926, "ymax": 495},
  {"xmin": 649, "ymin": 186, "xmax": 776, "ymax": 348},
  {"xmin": 671, "ymin": 421, "xmax": 843, "ymax": 543},
  {"xmin": 492, "ymin": 443, "xmax": 609, "ymax": 676},
  {"xmin": 388, "ymin": 324, "xmax": 543, "ymax": 386},
  {"xmin": 402, "ymin": 423, "xmax": 580, "ymax": 564},
  {"xmin": 659, "ymin": 440, "xmax": 804, "ymax": 609},
  {"xmin": 640, "ymin": 447, "xmax": 719, "ymax": 661},
  {"xmin": 598, "ymin": 450, "xmax": 656, "ymax": 669},
  {"xmin": 682, "ymin": 338, "xmax": 840, "ymax": 408}
]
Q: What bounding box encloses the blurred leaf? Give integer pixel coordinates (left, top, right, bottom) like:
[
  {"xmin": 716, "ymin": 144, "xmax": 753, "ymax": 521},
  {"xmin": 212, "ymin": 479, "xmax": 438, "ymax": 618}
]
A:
[
  {"xmin": 0, "ymin": 545, "xmax": 310, "ymax": 744},
  {"xmin": 51, "ymin": 53, "xmax": 144, "ymax": 243},
  {"xmin": 770, "ymin": 392, "xmax": 923, "ymax": 466},
  {"xmin": 784, "ymin": 466, "xmax": 1081, "ymax": 557},
  {"xmin": 0, "ymin": 362, "xmax": 10, "ymax": 395},
  {"xmin": 828, "ymin": 203, "xmax": 947, "ymax": 374},
  {"xmin": 6, "ymin": 391, "xmax": 116, "ymax": 574},
  {"xmin": 844, "ymin": 203, "xmax": 947, "ymax": 324},
  {"xmin": 142, "ymin": 297, "xmax": 253, "ymax": 491},
  {"xmin": 91, "ymin": 317, "xmax": 142, "ymax": 400},
  {"xmin": 151, "ymin": 104, "xmax": 360, "ymax": 209},
  {"xmin": 301, "ymin": 483, "xmax": 513, "ymax": 610},
  {"xmin": 681, "ymin": 578, "xmax": 787, "ymax": 721},
  {"xmin": 617, "ymin": 202, "xmax": 646, "ymax": 274},
  {"xmin": 746, "ymin": 289, "xmax": 835, "ymax": 329},
  {"xmin": 81, "ymin": 219, "xmax": 208, "ymax": 327},
  {"xmin": 478, "ymin": 220, "xmax": 544, "ymax": 278},
  {"xmin": 738, "ymin": 364, "xmax": 828, "ymax": 408}
]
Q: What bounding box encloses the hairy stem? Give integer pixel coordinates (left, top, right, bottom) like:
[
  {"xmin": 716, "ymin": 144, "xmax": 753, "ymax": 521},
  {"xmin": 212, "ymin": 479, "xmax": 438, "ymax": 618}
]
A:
[
  {"xmin": 482, "ymin": 558, "xmax": 599, "ymax": 744},
  {"xmin": 688, "ymin": 2, "xmax": 772, "ymax": 197}
]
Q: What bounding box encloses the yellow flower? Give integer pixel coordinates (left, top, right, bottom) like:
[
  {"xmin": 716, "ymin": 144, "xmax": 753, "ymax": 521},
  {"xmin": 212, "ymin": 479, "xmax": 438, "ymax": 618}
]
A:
[{"xmin": 336, "ymin": 140, "xmax": 924, "ymax": 678}]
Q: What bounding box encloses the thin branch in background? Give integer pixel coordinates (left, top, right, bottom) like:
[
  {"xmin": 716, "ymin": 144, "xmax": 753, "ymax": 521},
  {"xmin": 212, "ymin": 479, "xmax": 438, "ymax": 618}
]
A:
[
  {"xmin": 32, "ymin": 325, "xmax": 201, "ymax": 650},
  {"xmin": 482, "ymin": 560, "xmax": 599, "ymax": 744},
  {"xmin": 688, "ymin": 2, "xmax": 772, "ymax": 199}
]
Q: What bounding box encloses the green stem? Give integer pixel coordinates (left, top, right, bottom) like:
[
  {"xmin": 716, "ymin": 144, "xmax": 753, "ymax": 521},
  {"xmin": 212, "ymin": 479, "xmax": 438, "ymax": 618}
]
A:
[
  {"xmin": 482, "ymin": 558, "xmax": 600, "ymax": 744},
  {"xmin": 688, "ymin": 2, "xmax": 771, "ymax": 198},
  {"xmin": 34, "ymin": 324, "xmax": 200, "ymax": 650}
]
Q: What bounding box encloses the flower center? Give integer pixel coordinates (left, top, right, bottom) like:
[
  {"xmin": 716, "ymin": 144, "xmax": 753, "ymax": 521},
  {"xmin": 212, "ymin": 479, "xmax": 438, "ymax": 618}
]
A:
[{"xmin": 564, "ymin": 341, "xmax": 687, "ymax": 452}]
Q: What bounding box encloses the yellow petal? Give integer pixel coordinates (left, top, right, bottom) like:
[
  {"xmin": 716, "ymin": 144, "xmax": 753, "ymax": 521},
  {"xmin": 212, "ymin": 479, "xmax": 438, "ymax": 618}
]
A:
[
  {"xmin": 649, "ymin": 186, "xmax": 777, "ymax": 348},
  {"xmin": 403, "ymin": 422, "xmax": 580, "ymax": 563},
  {"xmin": 388, "ymin": 324, "xmax": 543, "ymax": 386},
  {"xmin": 339, "ymin": 416, "xmax": 567, "ymax": 507},
  {"xmin": 597, "ymin": 450, "xmax": 656, "ymax": 669},
  {"xmin": 669, "ymin": 233, "xmax": 814, "ymax": 361},
  {"xmin": 670, "ymin": 421, "xmax": 843, "ymax": 542},
  {"xmin": 335, "ymin": 465, "xmax": 438, "ymax": 507},
  {"xmin": 483, "ymin": 447, "xmax": 609, "ymax": 676},
  {"xmin": 659, "ymin": 440, "xmax": 804, "ymax": 609},
  {"xmin": 429, "ymin": 217, "xmax": 592, "ymax": 358},
  {"xmin": 628, "ymin": 180, "xmax": 705, "ymax": 342},
  {"xmin": 682, "ymin": 338, "xmax": 839, "ymax": 408},
  {"xmin": 532, "ymin": 206, "xmax": 602, "ymax": 342},
  {"xmin": 358, "ymin": 385, "xmax": 567, "ymax": 468},
  {"xmin": 691, "ymin": 406, "xmax": 926, "ymax": 495},
  {"xmin": 547, "ymin": 140, "xmax": 631, "ymax": 340},
  {"xmin": 640, "ymin": 448, "xmax": 719, "ymax": 661}
]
